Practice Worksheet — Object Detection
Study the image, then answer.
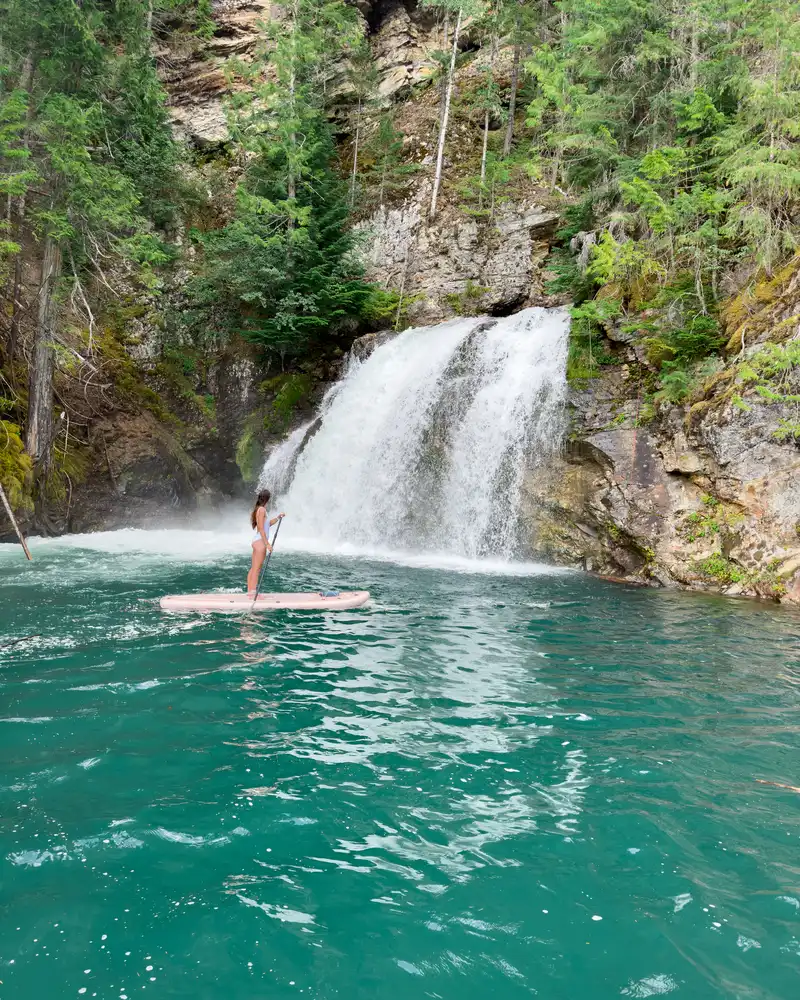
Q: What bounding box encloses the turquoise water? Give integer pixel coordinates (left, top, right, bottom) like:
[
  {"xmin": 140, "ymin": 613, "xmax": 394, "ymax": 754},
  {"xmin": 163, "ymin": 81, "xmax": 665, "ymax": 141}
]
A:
[{"xmin": 1, "ymin": 532, "xmax": 799, "ymax": 1000}]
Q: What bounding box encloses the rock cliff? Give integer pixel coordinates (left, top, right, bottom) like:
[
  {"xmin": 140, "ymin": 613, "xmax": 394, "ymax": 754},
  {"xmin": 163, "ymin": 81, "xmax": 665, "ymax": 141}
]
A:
[{"xmin": 521, "ymin": 264, "xmax": 800, "ymax": 604}]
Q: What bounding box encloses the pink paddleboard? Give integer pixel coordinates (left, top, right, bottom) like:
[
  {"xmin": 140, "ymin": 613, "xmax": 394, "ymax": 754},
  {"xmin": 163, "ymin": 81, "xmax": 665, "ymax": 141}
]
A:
[{"xmin": 159, "ymin": 590, "xmax": 370, "ymax": 613}]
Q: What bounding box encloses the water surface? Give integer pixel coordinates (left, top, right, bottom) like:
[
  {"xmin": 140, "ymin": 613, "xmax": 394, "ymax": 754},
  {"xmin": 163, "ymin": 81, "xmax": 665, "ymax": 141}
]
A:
[{"xmin": 1, "ymin": 532, "xmax": 799, "ymax": 999}]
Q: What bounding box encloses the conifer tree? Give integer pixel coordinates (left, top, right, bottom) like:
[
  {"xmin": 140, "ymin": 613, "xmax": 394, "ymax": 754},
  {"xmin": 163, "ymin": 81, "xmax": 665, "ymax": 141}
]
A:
[
  {"xmin": 0, "ymin": 0, "xmax": 177, "ymax": 488},
  {"xmin": 358, "ymin": 114, "xmax": 419, "ymax": 210},
  {"xmin": 191, "ymin": 0, "xmax": 373, "ymax": 363}
]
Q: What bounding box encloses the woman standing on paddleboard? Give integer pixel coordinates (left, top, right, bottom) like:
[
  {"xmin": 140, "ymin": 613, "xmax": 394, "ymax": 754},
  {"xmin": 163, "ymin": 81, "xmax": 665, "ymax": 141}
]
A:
[{"xmin": 247, "ymin": 489, "xmax": 284, "ymax": 594}]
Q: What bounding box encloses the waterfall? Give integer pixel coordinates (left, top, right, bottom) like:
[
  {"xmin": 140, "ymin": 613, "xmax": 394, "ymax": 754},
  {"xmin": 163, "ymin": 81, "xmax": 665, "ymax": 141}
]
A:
[{"xmin": 259, "ymin": 307, "xmax": 570, "ymax": 561}]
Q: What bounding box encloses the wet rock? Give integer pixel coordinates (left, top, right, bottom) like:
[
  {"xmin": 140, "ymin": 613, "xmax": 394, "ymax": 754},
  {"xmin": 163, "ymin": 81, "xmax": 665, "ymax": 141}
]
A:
[{"xmin": 522, "ymin": 362, "xmax": 800, "ymax": 604}]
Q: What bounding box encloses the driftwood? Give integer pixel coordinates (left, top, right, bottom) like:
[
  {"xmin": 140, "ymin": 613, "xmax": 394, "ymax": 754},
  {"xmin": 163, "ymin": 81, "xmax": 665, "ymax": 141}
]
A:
[
  {"xmin": 0, "ymin": 482, "xmax": 32, "ymax": 560},
  {"xmin": 756, "ymin": 779, "xmax": 800, "ymax": 794}
]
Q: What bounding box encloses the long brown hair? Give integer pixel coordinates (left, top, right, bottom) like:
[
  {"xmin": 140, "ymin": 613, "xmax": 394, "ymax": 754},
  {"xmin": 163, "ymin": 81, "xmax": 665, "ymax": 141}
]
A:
[{"xmin": 250, "ymin": 488, "xmax": 271, "ymax": 530}]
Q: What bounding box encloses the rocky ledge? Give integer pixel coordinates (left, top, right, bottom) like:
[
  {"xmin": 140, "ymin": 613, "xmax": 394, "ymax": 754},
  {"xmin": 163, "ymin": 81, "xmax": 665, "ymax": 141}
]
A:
[{"xmin": 522, "ymin": 361, "xmax": 800, "ymax": 605}]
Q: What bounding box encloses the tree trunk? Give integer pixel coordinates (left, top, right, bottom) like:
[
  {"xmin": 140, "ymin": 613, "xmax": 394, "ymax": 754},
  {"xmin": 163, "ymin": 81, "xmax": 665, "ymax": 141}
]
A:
[
  {"xmin": 480, "ymin": 35, "xmax": 496, "ymax": 208},
  {"xmin": 287, "ymin": 0, "xmax": 298, "ymax": 217},
  {"xmin": 503, "ymin": 7, "xmax": 522, "ymax": 158},
  {"xmin": 0, "ymin": 482, "xmax": 32, "ymax": 560},
  {"xmin": 7, "ymin": 53, "xmax": 35, "ymax": 374},
  {"xmin": 430, "ymin": 7, "xmax": 462, "ymax": 220},
  {"xmin": 26, "ymin": 235, "xmax": 62, "ymax": 469},
  {"xmin": 349, "ymin": 97, "xmax": 361, "ymax": 208}
]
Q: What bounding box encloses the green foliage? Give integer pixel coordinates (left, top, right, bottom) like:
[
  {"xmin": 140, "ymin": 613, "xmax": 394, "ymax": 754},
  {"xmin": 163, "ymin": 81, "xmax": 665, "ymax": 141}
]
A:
[
  {"xmin": 188, "ymin": 0, "xmax": 374, "ymax": 362},
  {"xmin": 680, "ymin": 495, "xmax": 742, "ymax": 542},
  {"xmin": 357, "ymin": 114, "xmax": 420, "ymax": 210},
  {"xmin": 696, "ymin": 553, "xmax": 746, "ymax": 585},
  {"xmin": 262, "ymin": 374, "xmax": 313, "ymax": 433},
  {"xmin": 152, "ymin": 0, "xmax": 216, "ymax": 39},
  {"xmin": 235, "ymin": 417, "xmax": 264, "ymax": 485},
  {"xmin": 545, "ymin": 198, "xmax": 597, "ymax": 301},
  {"xmin": 517, "ymin": 0, "xmax": 800, "ymax": 374},
  {"xmin": 360, "ymin": 287, "xmax": 421, "ymax": 331},
  {"xmin": 566, "ymin": 297, "xmax": 619, "ymax": 384},
  {"xmin": 733, "ymin": 340, "xmax": 800, "ymax": 439}
]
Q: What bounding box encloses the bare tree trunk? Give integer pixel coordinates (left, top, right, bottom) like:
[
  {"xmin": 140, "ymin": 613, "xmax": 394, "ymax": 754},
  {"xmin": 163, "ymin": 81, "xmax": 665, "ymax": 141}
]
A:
[
  {"xmin": 502, "ymin": 16, "xmax": 522, "ymax": 157},
  {"xmin": 0, "ymin": 482, "xmax": 32, "ymax": 559},
  {"xmin": 438, "ymin": 11, "xmax": 450, "ymax": 123},
  {"xmin": 480, "ymin": 35, "xmax": 496, "ymax": 209},
  {"xmin": 349, "ymin": 97, "xmax": 361, "ymax": 208},
  {"xmin": 26, "ymin": 235, "xmax": 62, "ymax": 469},
  {"xmin": 430, "ymin": 7, "xmax": 462, "ymax": 220}
]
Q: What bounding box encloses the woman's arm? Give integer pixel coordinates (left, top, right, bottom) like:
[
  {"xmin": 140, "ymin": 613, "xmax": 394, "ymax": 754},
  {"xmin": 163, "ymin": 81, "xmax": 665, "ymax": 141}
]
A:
[{"xmin": 268, "ymin": 512, "xmax": 286, "ymax": 528}]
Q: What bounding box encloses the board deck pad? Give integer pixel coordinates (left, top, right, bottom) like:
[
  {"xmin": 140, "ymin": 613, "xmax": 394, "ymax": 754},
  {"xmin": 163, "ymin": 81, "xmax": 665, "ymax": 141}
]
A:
[{"xmin": 159, "ymin": 590, "xmax": 370, "ymax": 613}]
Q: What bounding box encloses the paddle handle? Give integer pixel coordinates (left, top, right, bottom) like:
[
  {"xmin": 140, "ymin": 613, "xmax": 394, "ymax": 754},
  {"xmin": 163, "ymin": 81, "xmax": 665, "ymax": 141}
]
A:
[{"xmin": 252, "ymin": 514, "xmax": 283, "ymax": 608}]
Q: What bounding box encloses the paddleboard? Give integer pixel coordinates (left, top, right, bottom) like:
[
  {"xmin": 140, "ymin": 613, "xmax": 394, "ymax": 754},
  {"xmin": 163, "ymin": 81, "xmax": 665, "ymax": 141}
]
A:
[{"xmin": 159, "ymin": 590, "xmax": 370, "ymax": 613}]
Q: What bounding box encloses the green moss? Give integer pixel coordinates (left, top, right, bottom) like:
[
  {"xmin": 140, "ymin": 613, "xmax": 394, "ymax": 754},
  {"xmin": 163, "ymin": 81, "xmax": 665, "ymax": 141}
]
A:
[
  {"xmin": 445, "ymin": 280, "xmax": 490, "ymax": 317},
  {"xmin": 235, "ymin": 415, "xmax": 264, "ymax": 485},
  {"xmin": 154, "ymin": 352, "xmax": 216, "ymax": 425},
  {"xmin": 679, "ymin": 496, "xmax": 743, "ymax": 542},
  {"xmin": 0, "ymin": 419, "xmax": 33, "ymax": 509},
  {"xmin": 361, "ymin": 287, "xmax": 422, "ymax": 332},
  {"xmin": 722, "ymin": 254, "xmax": 800, "ymax": 353},
  {"xmin": 95, "ymin": 327, "xmax": 176, "ymax": 425},
  {"xmin": 259, "ymin": 373, "xmax": 312, "ymax": 434}
]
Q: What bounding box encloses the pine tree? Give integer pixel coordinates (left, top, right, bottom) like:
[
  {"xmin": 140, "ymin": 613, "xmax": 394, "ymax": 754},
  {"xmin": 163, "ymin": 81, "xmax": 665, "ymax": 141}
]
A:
[
  {"xmin": 191, "ymin": 0, "xmax": 373, "ymax": 362},
  {"xmin": 358, "ymin": 114, "xmax": 419, "ymax": 210},
  {"xmin": 518, "ymin": 0, "xmax": 800, "ymax": 397},
  {"xmin": 0, "ymin": 0, "xmax": 178, "ymax": 493},
  {"xmin": 718, "ymin": 0, "xmax": 800, "ymax": 276}
]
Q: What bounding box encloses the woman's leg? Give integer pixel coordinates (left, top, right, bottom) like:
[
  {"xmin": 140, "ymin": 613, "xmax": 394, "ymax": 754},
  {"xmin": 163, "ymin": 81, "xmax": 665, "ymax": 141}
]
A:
[{"xmin": 247, "ymin": 541, "xmax": 266, "ymax": 594}]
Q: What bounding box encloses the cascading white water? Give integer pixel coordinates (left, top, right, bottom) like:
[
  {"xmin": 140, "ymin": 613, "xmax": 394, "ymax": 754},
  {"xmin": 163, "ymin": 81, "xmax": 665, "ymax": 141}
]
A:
[{"xmin": 260, "ymin": 307, "xmax": 570, "ymax": 561}]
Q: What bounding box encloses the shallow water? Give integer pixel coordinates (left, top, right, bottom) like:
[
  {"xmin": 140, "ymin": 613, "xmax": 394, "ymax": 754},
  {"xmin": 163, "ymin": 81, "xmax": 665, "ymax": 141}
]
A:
[{"xmin": 1, "ymin": 532, "xmax": 799, "ymax": 999}]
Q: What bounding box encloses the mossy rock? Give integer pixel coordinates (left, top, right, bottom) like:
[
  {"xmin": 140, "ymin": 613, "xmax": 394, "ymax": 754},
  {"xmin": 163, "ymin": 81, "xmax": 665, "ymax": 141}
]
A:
[
  {"xmin": 0, "ymin": 419, "xmax": 33, "ymax": 510},
  {"xmin": 642, "ymin": 337, "xmax": 677, "ymax": 369},
  {"xmin": 722, "ymin": 254, "xmax": 800, "ymax": 353}
]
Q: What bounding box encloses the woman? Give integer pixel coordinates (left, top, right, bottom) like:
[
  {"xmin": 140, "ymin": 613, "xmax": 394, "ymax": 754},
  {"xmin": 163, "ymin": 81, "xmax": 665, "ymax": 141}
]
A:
[{"xmin": 247, "ymin": 489, "xmax": 285, "ymax": 594}]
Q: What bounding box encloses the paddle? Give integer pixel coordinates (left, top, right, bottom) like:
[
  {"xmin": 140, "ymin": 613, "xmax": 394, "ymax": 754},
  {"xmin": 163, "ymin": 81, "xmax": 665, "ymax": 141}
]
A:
[{"xmin": 251, "ymin": 514, "xmax": 284, "ymax": 610}]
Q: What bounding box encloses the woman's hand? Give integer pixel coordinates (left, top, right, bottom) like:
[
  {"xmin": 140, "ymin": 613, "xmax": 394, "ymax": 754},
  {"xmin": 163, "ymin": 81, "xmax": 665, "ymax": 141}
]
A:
[
  {"xmin": 279, "ymin": 512, "xmax": 286, "ymax": 519},
  {"xmin": 266, "ymin": 542, "xmax": 273, "ymax": 553}
]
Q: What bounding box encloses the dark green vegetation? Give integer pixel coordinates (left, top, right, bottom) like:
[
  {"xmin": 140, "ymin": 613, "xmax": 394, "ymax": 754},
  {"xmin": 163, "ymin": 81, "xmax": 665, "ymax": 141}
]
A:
[
  {"xmin": 186, "ymin": 0, "xmax": 375, "ymax": 364},
  {"xmin": 0, "ymin": 1, "xmax": 386, "ymax": 515},
  {"xmin": 415, "ymin": 1, "xmax": 799, "ymax": 400}
]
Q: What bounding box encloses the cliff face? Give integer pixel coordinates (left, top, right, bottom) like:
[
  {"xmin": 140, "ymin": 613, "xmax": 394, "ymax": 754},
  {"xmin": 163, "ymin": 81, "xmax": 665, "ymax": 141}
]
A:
[
  {"xmin": 160, "ymin": 1, "xmax": 562, "ymax": 324},
  {"xmin": 520, "ymin": 261, "xmax": 800, "ymax": 604}
]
